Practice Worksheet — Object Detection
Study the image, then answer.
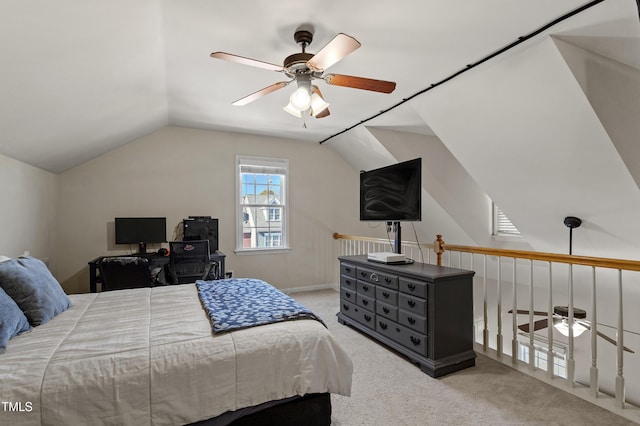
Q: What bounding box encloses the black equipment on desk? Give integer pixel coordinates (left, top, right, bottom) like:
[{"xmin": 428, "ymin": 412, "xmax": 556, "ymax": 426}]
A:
[{"xmin": 183, "ymin": 216, "xmax": 218, "ymax": 253}]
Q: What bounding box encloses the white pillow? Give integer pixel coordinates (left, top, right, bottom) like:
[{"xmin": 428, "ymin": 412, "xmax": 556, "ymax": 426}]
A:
[{"xmin": 0, "ymin": 256, "xmax": 11, "ymax": 263}]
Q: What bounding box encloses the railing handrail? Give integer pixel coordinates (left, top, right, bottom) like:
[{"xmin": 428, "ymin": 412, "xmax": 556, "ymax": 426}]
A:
[{"xmin": 333, "ymin": 232, "xmax": 640, "ymax": 272}]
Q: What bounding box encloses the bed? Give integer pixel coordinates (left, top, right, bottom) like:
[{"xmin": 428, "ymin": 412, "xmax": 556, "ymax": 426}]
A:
[{"xmin": 0, "ymin": 266, "xmax": 352, "ymax": 426}]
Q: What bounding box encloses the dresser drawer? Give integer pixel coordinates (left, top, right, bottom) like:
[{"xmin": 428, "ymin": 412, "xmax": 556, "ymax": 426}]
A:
[
  {"xmin": 341, "ymin": 300, "xmax": 375, "ymax": 330},
  {"xmin": 376, "ymin": 300, "xmax": 398, "ymax": 321},
  {"xmin": 399, "ymin": 293, "xmax": 427, "ymax": 316},
  {"xmin": 376, "ymin": 318, "xmax": 427, "ymax": 357},
  {"xmin": 376, "ymin": 286, "xmax": 398, "ymax": 305},
  {"xmin": 357, "ymin": 293, "xmax": 375, "ymax": 311},
  {"xmin": 356, "ymin": 280, "xmax": 376, "ymax": 297},
  {"xmin": 340, "ymin": 274, "xmax": 356, "ymax": 291},
  {"xmin": 399, "ymin": 310, "xmax": 427, "ymax": 334},
  {"xmin": 357, "ymin": 266, "xmax": 399, "ymax": 290},
  {"xmin": 340, "ymin": 262, "xmax": 357, "ymax": 278},
  {"xmin": 340, "ymin": 287, "xmax": 356, "ymax": 303},
  {"xmin": 399, "ymin": 277, "xmax": 427, "ymax": 299}
]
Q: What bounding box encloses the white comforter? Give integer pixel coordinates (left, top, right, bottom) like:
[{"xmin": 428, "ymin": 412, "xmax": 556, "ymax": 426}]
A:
[{"xmin": 0, "ymin": 285, "xmax": 352, "ymax": 426}]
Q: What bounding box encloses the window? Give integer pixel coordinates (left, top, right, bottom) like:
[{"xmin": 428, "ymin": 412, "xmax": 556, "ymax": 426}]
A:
[
  {"xmin": 236, "ymin": 155, "xmax": 289, "ymax": 252},
  {"xmin": 492, "ymin": 203, "xmax": 521, "ymax": 237},
  {"xmin": 517, "ymin": 337, "xmax": 567, "ymax": 378}
]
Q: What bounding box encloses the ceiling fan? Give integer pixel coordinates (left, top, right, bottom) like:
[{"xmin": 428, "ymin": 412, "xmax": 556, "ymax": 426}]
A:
[
  {"xmin": 509, "ymin": 306, "xmax": 635, "ymax": 353},
  {"xmin": 210, "ymin": 26, "xmax": 396, "ymax": 119}
]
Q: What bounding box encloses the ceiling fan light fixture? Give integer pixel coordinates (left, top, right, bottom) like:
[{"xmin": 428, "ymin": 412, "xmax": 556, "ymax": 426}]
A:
[
  {"xmin": 283, "ymin": 102, "xmax": 302, "ymax": 117},
  {"xmin": 554, "ymin": 318, "xmax": 588, "ymax": 337},
  {"xmin": 310, "ymin": 90, "xmax": 329, "ymax": 117}
]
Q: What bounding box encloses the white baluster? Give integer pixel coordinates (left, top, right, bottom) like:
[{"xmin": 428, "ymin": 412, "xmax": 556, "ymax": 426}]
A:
[
  {"xmin": 497, "ymin": 257, "xmax": 503, "ymax": 358},
  {"xmin": 512, "ymin": 258, "xmax": 518, "ymax": 366},
  {"xmin": 615, "ymin": 269, "xmax": 625, "ymax": 408},
  {"xmin": 547, "ymin": 262, "xmax": 554, "ymax": 378},
  {"xmin": 590, "ymin": 266, "xmax": 598, "ymax": 398},
  {"xmin": 567, "ymin": 264, "xmax": 575, "ymax": 387},
  {"xmin": 483, "ymin": 255, "xmax": 489, "ymax": 352},
  {"xmin": 528, "ymin": 260, "xmax": 535, "ymax": 370}
]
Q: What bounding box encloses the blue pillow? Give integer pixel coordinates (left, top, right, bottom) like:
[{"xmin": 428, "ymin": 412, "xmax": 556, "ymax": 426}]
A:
[
  {"xmin": 0, "ymin": 286, "xmax": 31, "ymax": 354},
  {"xmin": 0, "ymin": 257, "xmax": 72, "ymax": 326}
]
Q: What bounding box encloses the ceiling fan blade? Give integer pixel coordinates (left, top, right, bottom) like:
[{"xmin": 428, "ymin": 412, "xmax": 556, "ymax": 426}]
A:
[
  {"xmin": 306, "ymin": 33, "xmax": 361, "ymax": 72},
  {"xmin": 518, "ymin": 318, "xmax": 548, "ymax": 333},
  {"xmin": 324, "ymin": 73, "xmax": 396, "ymax": 94},
  {"xmin": 210, "ymin": 52, "xmax": 284, "ymax": 72},
  {"xmin": 594, "ymin": 330, "xmax": 635, "ymax": 353},
  {"xmin": 508, "ymin": 309, "xmax": 549, "ymax": 317},
  {"xmin": 232, "ymin": 81, "xmax": 288, "ymax": 106}
]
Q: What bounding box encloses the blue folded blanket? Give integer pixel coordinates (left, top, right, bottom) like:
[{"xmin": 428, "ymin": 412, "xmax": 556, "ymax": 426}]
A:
[{"xmin": 196, "ymin": 278, "xmax": 324, "ymax": 333}]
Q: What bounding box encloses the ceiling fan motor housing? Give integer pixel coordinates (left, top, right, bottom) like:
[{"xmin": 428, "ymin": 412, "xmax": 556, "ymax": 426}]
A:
[
  {"xmin": 553, "ymin": 305, "xmax": 587, "ymax": 319},
  {"xmin": 284, "ymin": 52, "xmax": 314, "ymax": 75},
  {"xmin": 294, "ymin": 30, "xmax": 313, "ymax": 47}
]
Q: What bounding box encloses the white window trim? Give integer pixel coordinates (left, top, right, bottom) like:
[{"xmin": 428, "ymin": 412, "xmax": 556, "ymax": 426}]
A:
[{"xmin": 235, "ymin": 155, "xmax": 290, "ymax": 254}]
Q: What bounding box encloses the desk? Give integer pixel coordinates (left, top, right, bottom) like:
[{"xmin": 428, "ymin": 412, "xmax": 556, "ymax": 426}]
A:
[{"xmin": 88, "ymin": 251, "xmax": 226, "ymax": 293}]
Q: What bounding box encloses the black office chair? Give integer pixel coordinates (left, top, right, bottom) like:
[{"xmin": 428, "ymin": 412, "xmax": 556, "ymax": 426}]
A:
[
  {"xmin": 98, "ymin": 256, "xmax": 155, "ymax": 291},
  {"xmin": 167, "ymin": 240, "xmax": 218, "ymax": 284}
]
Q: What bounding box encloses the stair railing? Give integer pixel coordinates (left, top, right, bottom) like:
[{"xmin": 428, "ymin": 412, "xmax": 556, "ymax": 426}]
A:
[{"xmin": 333, "ymin": 232, "xmax": 640, "ymax": 419}]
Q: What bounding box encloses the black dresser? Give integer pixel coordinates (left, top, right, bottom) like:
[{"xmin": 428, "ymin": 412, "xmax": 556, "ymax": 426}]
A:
[{"xmin": 337, "ymin": 255, "xmax": 476, "ymax": 377}]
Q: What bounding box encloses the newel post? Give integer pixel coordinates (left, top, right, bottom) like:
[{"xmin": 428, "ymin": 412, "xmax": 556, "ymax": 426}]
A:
[{"xmin": 434, "ymin": 234, "xmax": 445, "ymax": 266}]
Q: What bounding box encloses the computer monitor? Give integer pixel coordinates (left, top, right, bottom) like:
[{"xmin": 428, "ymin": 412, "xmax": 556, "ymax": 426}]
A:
[{"xmin": 114, "ymin": 217, "xmax": 167, "ymax": 253}]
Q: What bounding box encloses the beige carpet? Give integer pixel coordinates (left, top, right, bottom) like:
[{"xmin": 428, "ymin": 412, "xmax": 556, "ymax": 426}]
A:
[{"xmin": 292, "ymin": 289, "xmax": 638, "ymax": 426}]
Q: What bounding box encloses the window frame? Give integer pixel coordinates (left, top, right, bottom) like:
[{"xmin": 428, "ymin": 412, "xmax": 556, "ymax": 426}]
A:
[{"xmin": 235, "ymin": 155, "xmax": 290, "ymax": 254}]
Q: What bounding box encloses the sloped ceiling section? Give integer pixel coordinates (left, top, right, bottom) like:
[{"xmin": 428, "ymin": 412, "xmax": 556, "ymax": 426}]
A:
[
  {"xmin": 555, "ymin": 37, "xmax": 640, "ymax": 192},
  {"xmin": 327, "ymin": 127, "xmax": 473, "ymax": 245},
  {"xmin": 409, "ymin": 25, "xmax": 640, "ymax": 260},
  {"xmin": 0, "ymin": 0, "xmax": 168, "ymax": 173}
]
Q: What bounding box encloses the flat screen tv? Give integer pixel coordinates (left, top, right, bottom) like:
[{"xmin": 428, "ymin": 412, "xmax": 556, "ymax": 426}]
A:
[
  {"xmin": 360, "ymin": 158, "xmax": 422, "ymax": 222},
  {"xmin": 115, "ymin": 217, "xmax": 167, "ymax": 253}
]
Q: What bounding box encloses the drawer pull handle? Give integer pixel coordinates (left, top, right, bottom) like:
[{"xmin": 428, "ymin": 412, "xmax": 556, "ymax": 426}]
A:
[
  {"xmin": 408, "ymin": 317, "xmax": 416, "ymax": 325},
  {"xmin": 370, "ymin": 272, "xmax": 379, "ymax": 282},
  {"xmin": 383, "ymin": 307, "xmax": 390, "ymax": 314},
  {"xmin": 379, "ymin": 321, "xmax": 388, "ymax": 330},
  {"xmin": 364, "ymin": 314, "xmax": 372, "ymax": 322},
  {"xmin": 345, "ymin": 279, "xmax": 352, "ymax": 285},
  {"xmin": 362, "ymin": 284, "xmax": 369, "ymax": 291},
  {"xmin": 345, "ymin": 267, "xmax": 351, "ymax": 273},
  {"xmin": 362, "ymin": 299, "xmax": 369, "ymax": 306},
  {"xmin": 410, "ymin": 336, "xmax": 421, "ymax": 346},
  {"xmin": 408, "ymin": 300, "xmax": 416, "ymax": 308},
  {"xmin": 345, "ymin": 292, "xmax": 351, "ymax": 298},
  {"xmin": 408, "ymin": 283, "xmax": 416, "ymax": 291},
  {"xmin": 342, "ymin": 304, "xmax": 349, "ymax": 311},
  {"xmin": 385, "ymin": 277, "xmax": 392, "ymax": 284},
  {"xmin": 360, "ymin": 271, "xmax": 367, "ymax": 278},
  {"xmin": 382, "ymin": 291, "xmax": 389, "ymax": 298}
]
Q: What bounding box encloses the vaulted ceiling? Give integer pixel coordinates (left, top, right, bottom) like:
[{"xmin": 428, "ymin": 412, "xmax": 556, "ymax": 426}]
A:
[{"xmin": 3, "ymin": 1, "xmax": 636, "ymax": 173}]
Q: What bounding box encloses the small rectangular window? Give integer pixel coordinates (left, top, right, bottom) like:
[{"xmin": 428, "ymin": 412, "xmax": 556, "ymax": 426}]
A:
[{"xmin": 236, "ymin": 156, "xmax": 289, "ymax": 252}]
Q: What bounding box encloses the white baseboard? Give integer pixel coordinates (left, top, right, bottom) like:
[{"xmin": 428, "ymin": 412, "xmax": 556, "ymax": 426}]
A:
[{"xmin": 283, "ymin": 283, "xmax": 339, "ymax": 294}]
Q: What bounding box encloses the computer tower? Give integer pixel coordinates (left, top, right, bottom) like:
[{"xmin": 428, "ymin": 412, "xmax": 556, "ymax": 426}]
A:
[{"xmin": 183, "ymin": 216, "xmax": 218, "ymax": 252}]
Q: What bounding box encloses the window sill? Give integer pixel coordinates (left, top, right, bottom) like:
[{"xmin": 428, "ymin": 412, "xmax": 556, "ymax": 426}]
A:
[
  {"xmin": 234, "ymin": 248, "xmax": 292, "ymax": 255},
  {"xmin": 492, "ymin": 233, "xmax": 524, "ymax": 242}
]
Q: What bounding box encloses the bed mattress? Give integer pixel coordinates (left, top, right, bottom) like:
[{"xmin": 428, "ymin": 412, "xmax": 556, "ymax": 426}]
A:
[{"xmin": 0, "ymin": 285, "xmax": 352, "ymax": 426}]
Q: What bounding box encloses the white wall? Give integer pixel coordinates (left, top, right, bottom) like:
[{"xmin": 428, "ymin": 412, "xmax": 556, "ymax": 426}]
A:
[
  {"xmin": 54, "ymin": 126, "xmax": 372, "ymax": 293},
  {"xmin": 0, "ymin": 153, "xmax": 58, "ymax": 259}
]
